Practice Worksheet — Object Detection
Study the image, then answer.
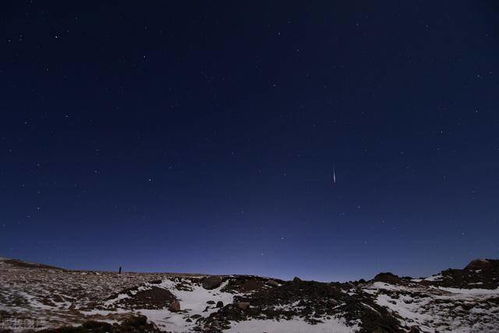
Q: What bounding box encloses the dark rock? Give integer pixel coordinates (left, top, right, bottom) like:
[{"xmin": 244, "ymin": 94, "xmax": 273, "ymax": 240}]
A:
[
  {"xmin": 216, "ymin": 301, "xmax": 224, "ymax": 308},
  {"xmin": 465, "ymin": 259, "xmax": 496, "ymax": 271},
  {"xmin": 236, "ymin": 302, "xmax": 250, "ymax": 310},
  {"xmin": 202, "ymin": 278, "xmax": 403, "ymax": 332},
  {"xmin": 38, "ymin": 315, "xmax": 161, "ymax": 332},
  {"xmin": 428, "ymin": 259, "xmax": 499, "ymax": 289},
  {"xmin": 221, "ymin": 275, "xmax": 270, "ymax": 293},
  {"xmin": 175, "ymin": 281, "xmax": 194, "ymax": 291},
  {"xmin": 122, "ymin": 315, "xmax": 148, "ymax": 327},
  {"xmin": 292, "ymin": 277, "xmax": 302, "ymax": 283},
  {"xmin": 148, "ymin": 279, "xmax": 162, "ymax": 284},
  {"xmin": 82, "ymin": 321, "xmax": 114, "ymax": 331},
  {"xmin": 202, "ymin": 276, "xmax": 223, "ymax": 290},
  {"xmin": 169, "ymin": 300, "xmax": 181, "ymax": 312},
  {"xmin": 372, "ymin": 328, "xmax": 387, "ymax": 333},
  {"xmin": 373, "ymin": 272, "xmax": 403, "ymax": 285},
  {"xmin": 240, "ymin": 279, "xmax": 264, "ymax": 292},
  {"xmin": 206, "ymin": 300, "xmax": 215, "ymax": 304},
  {"xmin": 51, "ymin": 294, "xmax": 65, "ymax": 303},
  {"xmin": 111, "ymin": 286, "xmax": 177, "ymax": 310}
]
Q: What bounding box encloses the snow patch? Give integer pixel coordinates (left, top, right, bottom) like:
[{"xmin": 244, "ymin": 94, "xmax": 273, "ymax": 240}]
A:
[{"xmin": 226, "ymin": 318, "xmax": 357, "ymax": 333}]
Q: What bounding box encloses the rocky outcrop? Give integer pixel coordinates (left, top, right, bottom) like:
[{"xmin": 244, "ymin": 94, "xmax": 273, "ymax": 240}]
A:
[
  {"xmin": 108, "ymin": 286, "xmax": 177, "ymax": 310},
  {"xmin": 201, "ymin": 276, "xmax": 223, "ymax": 290},
  {"xmin": 465, "ymin": 258, "xmax": 499, "ymax": 272},
  {"xmin": 203, "ymin": 278, "xmax": 403, "ymax": 332},
  {"xmin": 37, "ymin": 315, "xmax": 161, "ymax": 332},
  {"xmin": 427, "ymin": 259, "xmax": 499, "ymax": 289},
  {"xmin": 373, "ymin": 272, "xmax": 404, "ymax": 285},
  {"xmin": 221, "ymin": 275, "xmax": 271, "ymax": 293}
]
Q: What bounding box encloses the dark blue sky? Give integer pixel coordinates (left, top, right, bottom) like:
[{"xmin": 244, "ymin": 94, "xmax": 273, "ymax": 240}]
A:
[{"xmin": 1, "ymin": 1, "xmax": 498, "ymax": 281}]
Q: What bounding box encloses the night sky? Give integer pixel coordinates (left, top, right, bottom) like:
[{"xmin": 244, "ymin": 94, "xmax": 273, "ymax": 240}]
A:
[{"xmin": 1, "ymin": 1, "xmax": 499, "ymax": 281}]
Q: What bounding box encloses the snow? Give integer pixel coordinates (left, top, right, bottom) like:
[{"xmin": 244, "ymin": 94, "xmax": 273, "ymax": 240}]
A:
[
  {"xmin": 371, "ymin": 282, "xmax": 499, "ymax": 333},
  {"xmin": 226, "ymin": 318, "xmax": 357, "ymax": 333},
  {"xmin": 158, "ymin": 279, "xmax": 234, "ymax": 315},
  {"xmin": 424, "ymin": 274, "xmax": 443, "ymax": 281},
  {"xmin": 367, "ymin": 281, "xmax": 405, "ymax": 291},
  {"xmin": 2, "ymin": 257, "xmax": 499, "ymax": 333},
  {"xmin": 376, "ymin": 293, "xmax": 433, "ymax": 328},
  {"xmin": 437, "ymin": 286, "xmax": 499, "ymax": 295},
  {"xmin": 111, "ymin": 278, "xmax": 237, "ymax": 332}
]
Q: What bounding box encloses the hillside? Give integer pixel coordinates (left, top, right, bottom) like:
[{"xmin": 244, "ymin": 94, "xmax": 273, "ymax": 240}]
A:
[{"xmin": 0, "ymin": 257, "xmax": 498, "ymax": 332}]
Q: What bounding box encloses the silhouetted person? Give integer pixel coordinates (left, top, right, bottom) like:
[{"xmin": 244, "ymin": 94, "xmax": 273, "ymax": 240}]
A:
[{"xmin": 118, "ymin": 266, "xmax": 122, "ymax": 274}]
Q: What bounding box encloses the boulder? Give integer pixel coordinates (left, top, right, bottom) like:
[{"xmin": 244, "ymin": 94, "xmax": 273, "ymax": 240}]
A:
[
  {"xmin": 216, "ymin": 301, "xmax": 224, "ymax": 308},
  {"xmin": 236, "ymin": 302, "xmax": 250, "ymax": 310},
  {"xmin": 169, "ymin": 300, "xmax": 181, "ymax": 312},
  {"xmin": 202, "ymin": 276, "xmax": 223, "ymax": 290}
]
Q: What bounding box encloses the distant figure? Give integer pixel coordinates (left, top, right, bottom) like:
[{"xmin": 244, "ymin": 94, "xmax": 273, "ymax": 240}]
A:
[{"xmin": 118, "ymin": 266, "xmax": 122, "ymax": 274}]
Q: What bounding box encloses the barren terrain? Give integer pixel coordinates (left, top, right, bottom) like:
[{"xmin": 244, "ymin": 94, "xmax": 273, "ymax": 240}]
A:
[{"xmin": 1, "ymin": 257, "xmax": 498, "ymax": 332}]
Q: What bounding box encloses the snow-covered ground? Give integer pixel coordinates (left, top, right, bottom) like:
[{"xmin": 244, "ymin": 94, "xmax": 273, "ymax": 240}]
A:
[
  {"xmin": 1, "ymin": 257, "xmax": 499, "ymax": 332},
  {"xmin": 366, "ymin": 281, "xmax": 499, "ymax": 333},
  {"xmin": 227, "ymin": 318, "xmax": 356, "ymax": 333}
]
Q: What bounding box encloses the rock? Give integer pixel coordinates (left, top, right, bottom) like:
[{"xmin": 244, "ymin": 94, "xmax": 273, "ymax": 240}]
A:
[
  {"xmin": 202, "ymin": 276, "xmax": 223, "ymax": 290},
  {"xmin": 112, "ymin": 286, "xmax": 177, "ymax": 310},
  {"xmin": 240, "ymin": 279, "xmax": 264, "ymax": 292},
  {"xmin": 465, "ymin": 259, "xmax": 493, "ymax": 271},
  {"xmin": 372, "ymin": 328, "xmax": 386, "ymax": 333},
  {"xmin": 220, "ymin": 276, "xmax": 268, "ymax": 293},
  {"xmin": 373, "ymin": 272, "xmax": 402, "ymax": 284},
  {"xmin": 206, "ymin": 300, "xmax": 215, "ymax": 304},
  {"xmin": 52, "ymin": 294, "xmax": 65, "ymax": 303},
  {"xmin": 292, "ymin": 277, "xmax": 302, "ymax": 283},
  {"xmin": 123, "ymin": 315, "xmax": 148, "ymax": 327},
  {"xmin": 436, "ymin": 259, "xmax": 499, "ymax": 289},
  {"xmin": 216, "ymin": 301, "xmax": 224, "ymax": 308},
  {"xmin": 169, "ymin": 300, "xmax": 181, "ymax": 312},
  {"xmin": 267, "ymin": 279, "xmax": 280, "ymax": 287},
  {"xmin": 236, "ymin": 302, "xmax": 250, "ymax": 310}
]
